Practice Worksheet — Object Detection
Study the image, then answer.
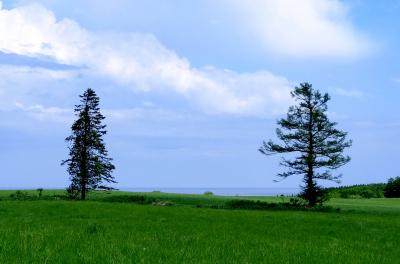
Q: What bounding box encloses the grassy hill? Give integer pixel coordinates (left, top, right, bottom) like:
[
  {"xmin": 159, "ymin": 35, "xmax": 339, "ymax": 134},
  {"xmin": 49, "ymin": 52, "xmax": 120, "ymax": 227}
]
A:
[{"xmin": 0, "ymin": 190, "xmax": 399, "ymax": 263}]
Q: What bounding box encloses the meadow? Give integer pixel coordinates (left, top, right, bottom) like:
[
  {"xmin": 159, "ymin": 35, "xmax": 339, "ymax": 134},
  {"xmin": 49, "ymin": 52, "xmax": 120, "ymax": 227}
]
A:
[{"xmin": 0, "ymin": 190, "xmax": 399, "ymax": 263}]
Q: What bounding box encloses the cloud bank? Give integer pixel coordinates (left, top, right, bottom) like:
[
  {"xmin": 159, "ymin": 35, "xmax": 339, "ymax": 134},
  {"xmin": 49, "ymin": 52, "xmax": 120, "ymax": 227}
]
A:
[
  {"xmin": 0, "ymin": 2, "xmax": 293, "ymax": 116},
  {"xmin": 226, "ymin": 0, "xmax": 373, "ymax": 58}
]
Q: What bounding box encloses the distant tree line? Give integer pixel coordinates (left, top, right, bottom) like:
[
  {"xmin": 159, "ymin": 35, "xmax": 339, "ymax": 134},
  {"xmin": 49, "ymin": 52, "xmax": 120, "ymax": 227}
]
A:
[
  {"xmin": 326, "ymin": 179, "xmax": 400, "ymax": 199},
  {"xmin": 326, "ymin": 183, "xmax": 386, "ymax": 199}
]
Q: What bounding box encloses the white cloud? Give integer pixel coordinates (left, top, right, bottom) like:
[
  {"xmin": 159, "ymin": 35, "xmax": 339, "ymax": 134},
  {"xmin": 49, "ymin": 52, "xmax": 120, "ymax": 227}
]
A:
[
  {"xmin": 0, "ymin": 65, "xmax": 80, "ymax": 112},
  {"xmin": 0, "ymin": 3, "xmax": 88, "ymax": 64},
  {"xmin": 0, "ymin": 2, "xmax": 293, "ymax": 116},
  {"xmin": 104, "ymin": 107, "xmax": 186, "ymax": 122},
  {"xmin": 225, "ymin": 0, "xmax": 373, "ymax": 58},
  {"xmin": 0, "ymin": 64, "xmax": 78, "ymax": 80},
  {"xmin": 15, "ymin": 102, "xmax": 72, "ymax": 123},
  {"xmin": 13, "ymin": 101, "xmax": 187, "ymax": 126},
  {"xmin": 334, "ymin": 88, "xmax": 366, "ymax": 98}
]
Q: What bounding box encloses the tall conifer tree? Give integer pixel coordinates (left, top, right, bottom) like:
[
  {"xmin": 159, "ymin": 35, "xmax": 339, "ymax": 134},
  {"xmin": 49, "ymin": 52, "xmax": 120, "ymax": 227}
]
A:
[
  {"xmin": 259, "ymin": 83, "xmax": 351, "ymax": 206},
  {"xmin": 62, "ymin": 88, "xmax": 115, "ymax": 200}
]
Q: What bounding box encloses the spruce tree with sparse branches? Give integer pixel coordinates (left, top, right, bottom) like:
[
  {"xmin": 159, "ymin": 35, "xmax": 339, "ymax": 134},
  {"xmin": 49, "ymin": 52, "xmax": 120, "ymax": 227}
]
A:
[
  {"xmin": 259, "ymin": 83, "xmax": 352, "ymax": 206},
  {"xmin": 62, "ymin": 88, "xmax": 116, "ymax": 200}
]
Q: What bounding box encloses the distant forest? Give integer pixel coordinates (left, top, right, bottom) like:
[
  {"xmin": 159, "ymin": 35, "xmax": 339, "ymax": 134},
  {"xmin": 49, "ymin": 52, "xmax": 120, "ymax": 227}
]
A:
[{"xmin": 327, "ymin": 184, "xmax": 386, "ymax": 199}]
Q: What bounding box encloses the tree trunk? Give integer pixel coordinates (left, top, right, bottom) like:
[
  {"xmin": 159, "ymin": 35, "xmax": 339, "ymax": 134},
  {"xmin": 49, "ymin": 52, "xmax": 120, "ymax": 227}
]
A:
[
  {"xmin": 307, "ymin": 97, "xmax": 316, "ymax": 207},
  {"xmin": 81, "ymin": 171, "xmax": 86, "ymax": 200},
  {"xmin": 81, "ymin": 106, "xmax": 90, "ymax": 200},
  {"xmin": 307, "ymin": 177, "xmax": 316, "ymax": 207},
  {"xmin": 80, "ymin": 150, "xmax": 87, "ymax": 200}
]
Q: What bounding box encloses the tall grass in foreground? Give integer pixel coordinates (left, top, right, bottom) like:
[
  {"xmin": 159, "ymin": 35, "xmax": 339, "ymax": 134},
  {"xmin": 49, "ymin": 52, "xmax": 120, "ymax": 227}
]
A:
[{"xmin": 0, "ymin": 197, "xmax": 399, "ymax": 263}]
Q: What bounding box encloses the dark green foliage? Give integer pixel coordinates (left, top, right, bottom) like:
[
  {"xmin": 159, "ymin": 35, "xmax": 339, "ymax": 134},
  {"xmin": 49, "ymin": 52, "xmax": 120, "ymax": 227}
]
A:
[
  {"xmin": 224, "ymin": 198, "xmax": 335, "ymax": 212},
  {"xmin": 299, "ymin": 187, "xmax": 330, "ymax": 204},
  {"xmin": 225, "ymin": 199, "xmax": 271, "ymax": 209},
  {"xmin": 225, "ymin": 199, "xmax": 289, "ymax": 210},
  {"xmin": 360, "ymin": 190, "xmax": 375, "ymax": 199},
  {"xmin": 102, "ymin": 195, "xmax": 174, "ymax": 206},
  {"xmin": 9, "ymin": 190, "xmax": 29, "ymax": 200},
  {"xmin": 384, "ymin": 177, "xmax": 400, "ymax": 198},
  {"xmin": 62, "ymin": 88, "xmax": 116, "ymax": 200},
  {"xmin": 102, "ymin": 195, "xmax": 152, "ymax": 204},
  {"xmin": 8, "ymin": 190, "xmax": 67, "ymax": 201},
  {"xmin": 260, "ymin": 83, "xmax": 352, "ymax": 206},
  {"xmin": 101, "ymin": 194, "xmax": 324, "ymax": 211},
  {"xmin": 66, "ymin": 185, "xmax": 80, "ymax": 199},
  {"xmin": 327, "ymin": 184, "xmax": 385, "ymax": 198}
]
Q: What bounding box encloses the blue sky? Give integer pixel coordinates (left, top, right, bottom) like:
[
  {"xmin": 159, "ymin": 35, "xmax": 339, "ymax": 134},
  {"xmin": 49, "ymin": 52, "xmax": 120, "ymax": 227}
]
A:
[{"xmin": 0, "ymin": 0, "xmax": 399, "ymax": 189}]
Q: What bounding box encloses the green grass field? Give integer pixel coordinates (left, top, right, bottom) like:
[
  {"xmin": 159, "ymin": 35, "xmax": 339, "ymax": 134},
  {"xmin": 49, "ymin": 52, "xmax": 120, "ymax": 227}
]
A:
[{"xmin": 0, "ymin": 190, "xmax": 399, "ymax": 263}]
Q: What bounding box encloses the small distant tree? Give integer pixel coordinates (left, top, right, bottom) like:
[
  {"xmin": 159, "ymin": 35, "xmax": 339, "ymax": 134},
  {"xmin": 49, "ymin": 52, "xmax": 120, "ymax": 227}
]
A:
[
  {"xmin": 36, "ymin": 188, "xmax": 43, "ymax": 197},
  {"xmin": 259, "ymin": 83, "xmax": 352, "ymax": 206},
  {"xmin": 62, "ymin": 88, "xmax": 116, "ymax": 200},
  {"xmin": 384, "ymin": 177, "xmax": 400, "ymax": 198}
]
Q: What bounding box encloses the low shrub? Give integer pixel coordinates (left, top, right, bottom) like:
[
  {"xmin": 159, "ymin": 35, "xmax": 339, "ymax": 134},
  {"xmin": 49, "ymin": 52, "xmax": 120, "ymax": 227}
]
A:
[
  {"xmin": 102, "ymin": 195, "xmax": 177, "ymax": 206},
  {"xmin": 225, "ymin": 199, "xmax": 300, "ymax": 210},
  {"xmin": 225, "ymin": 199, "xmax": 274, "ymax": 210},
  {"xmin": 8, "ymin": 191, "xmax": 68, "ymax": 201},
  {"xmin": 66, "ymin": 187, "xmax": 80, "ymax": 199},
  {"xmin": 224, "ymin": 198, "xmax": 336, "ymax": 212},
  {"xmin": 288, "ymin": 197, "xmax": 308, "ymax": 207},
  {"xmin": 9, "ymin": 190, "xmax": 31, "ymax": 200},
  {"xmin": 102, "ymin": 195, "xmax": 155, "ymax": 204},
  {"xmin": 203, "ymin": 191, "xmax": 214, "ymax": 195},
  {"xmin": 360, "ymin": 190, "xmax": 375, "ymax": 199}
]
